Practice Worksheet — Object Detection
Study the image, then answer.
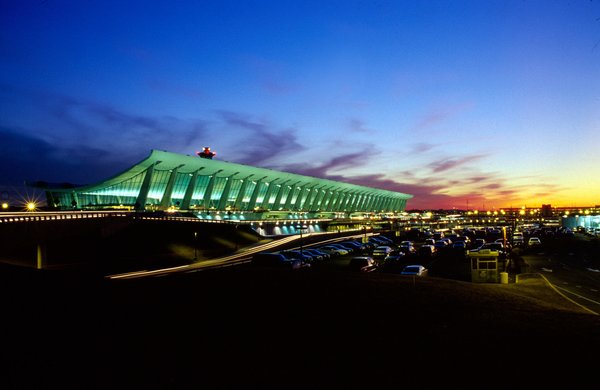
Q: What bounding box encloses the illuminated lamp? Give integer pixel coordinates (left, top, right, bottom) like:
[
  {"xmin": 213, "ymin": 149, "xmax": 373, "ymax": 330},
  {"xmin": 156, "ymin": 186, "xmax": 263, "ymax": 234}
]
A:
[
  {"xmin": 26, "ymin": 202, "xmax": 36, "ymax": 211},
  {"xmin": 1, "ymin": 202, "xmax": 8, "ymax": 209}
]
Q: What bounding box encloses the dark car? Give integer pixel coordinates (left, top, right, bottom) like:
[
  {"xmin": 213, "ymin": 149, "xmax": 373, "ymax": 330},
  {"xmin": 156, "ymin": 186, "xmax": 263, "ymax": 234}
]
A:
[
  {"xmin": 340, "ymin": 240, "xmax": 366, "ymax": 252},
  {"xmin": 349, "ymin": 256, "xmax": 378, "ymax": 272},
  {"xmin": 452, "ymin": 241, "xmax": 468, "ymax": 251},
  {"xmin": 398, "ymin": 244, "xmax": 416, "ymax": 256},
  {"xmin": 381, "ymin": 250, "xmax": 408, "ymax": 273},
  {"xmin": 304, "ymin": 248, "xmax": 330, "ymax": 261},
  {"xmin": 384, "ymin": 249, "xmax": 406, "ymax": 262},
  {"xmin": 252, "ymin": 252, "xmax": 308, "ymax": 270},
  {"xmin": 280, "ymin": 250, "xmax": 314, "ymax": 264},
  {"xmin": 418, "ymin": 244, "xmax": 437, "ymax": 258},
  {"xmin": 400, "ymin": 264, "xmax": 428, "ymax": 276}
]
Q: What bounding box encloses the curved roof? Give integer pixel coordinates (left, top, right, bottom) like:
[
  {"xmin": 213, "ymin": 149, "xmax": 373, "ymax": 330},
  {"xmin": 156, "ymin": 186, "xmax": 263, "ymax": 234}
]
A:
[{"xmin": 73, "ymin": 149, "xmax": 413, "ymax": 199}]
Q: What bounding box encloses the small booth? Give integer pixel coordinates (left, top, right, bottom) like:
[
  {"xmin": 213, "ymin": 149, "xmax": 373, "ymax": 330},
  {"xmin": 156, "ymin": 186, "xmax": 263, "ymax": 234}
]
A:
[{"xmin": 467, "ymin": 249, "xmax": 500, "ymax": 283}]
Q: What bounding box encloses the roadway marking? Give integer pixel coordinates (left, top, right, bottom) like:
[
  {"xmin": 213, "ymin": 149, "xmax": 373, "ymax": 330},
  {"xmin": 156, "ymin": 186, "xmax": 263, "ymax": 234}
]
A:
[
  {"xmin": 537, "ymin": 274, "xmax": 599, "ymax": 315},
  {"xmin": 554, "ymin": 285, "xmax": 600, "ymax": 308}
]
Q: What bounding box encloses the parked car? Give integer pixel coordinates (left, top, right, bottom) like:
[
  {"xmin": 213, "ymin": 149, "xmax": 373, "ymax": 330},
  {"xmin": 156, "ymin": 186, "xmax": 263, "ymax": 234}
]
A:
[
  {"xmin": 434, "ymin": 240, "xmax": 449, "ymax": 251},
  {"xmin": 279, "ymin": 250, "xmax": 315, "ymax": 265},
  {"xmin": 330, "ymin": 243, "xmax": 356, "ymax": 253},
  {"xmin": 400, "ymin": 264, "xmax": 428, "ymax": 276},
  {"xmin": 398, "ymin": 244, "xmax": 416, "ymax": 256},
  {"xmin": 375, "ymin": 235, "xmax": 394, "ymax": 245},
  {"xmin": 368, "ymin": 236, "xmax": 387, "ymax": 246},
  {"xmin": 418, "ymin": 244, "xmax": 437, "ymax": 258},
  {"xmin": 512, "ymin": 236, "xmax": 524, "ymax": 246},
  {"xmin": 473, "ymin": 238, "xmax": 486, "ymax": 249},
  {"xmin": 372, "ymin": 245, "xmax": 393, "ymax": 259},
  {"xmin": 452, "ymin": 241, "xmax": 468, "ymax": 252},
  {"xmin": 318, "ymin": 245, "xmax": 349, "ymax": 256},
  {"xmin": 339, "ymin": 240, "xmax": 365, "ymax": 252},
  {"xmin": 251, "ymin": 252, "xmax": 308, "ymax": 270},
  {"xmin": 476, "ymin": 242, "xmax": 506, "ymax": 258},
  {"xmin": 349, "ymin": 256, "xmax": 378, "ymax": 272},
  {"xmin": 383, "ymin": 249, "xmax": 406, "ymax": 263},
  {"xmin": 304, "ymin": 248, "xmax": 330, "ymax": 261},
  {"xmin": 528, "ymin": 237, "xmax": 542, "ymax": 246}
]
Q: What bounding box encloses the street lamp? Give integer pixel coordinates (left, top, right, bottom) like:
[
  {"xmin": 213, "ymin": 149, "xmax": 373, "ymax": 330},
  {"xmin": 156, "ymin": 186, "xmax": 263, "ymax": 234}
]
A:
[{"xmin": 193, "ymin": 231, "xmax": 198, "ymax": 260}]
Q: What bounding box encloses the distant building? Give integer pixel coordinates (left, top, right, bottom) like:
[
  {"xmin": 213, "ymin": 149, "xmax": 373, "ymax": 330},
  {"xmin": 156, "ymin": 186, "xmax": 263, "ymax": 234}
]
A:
[
  {"xmin": 541, "ymin": 204, "xmax": 552, "ymax": 217},
  {"xmin": 41, "ymin": 150, "xmax": 413, "ymax": 219}
]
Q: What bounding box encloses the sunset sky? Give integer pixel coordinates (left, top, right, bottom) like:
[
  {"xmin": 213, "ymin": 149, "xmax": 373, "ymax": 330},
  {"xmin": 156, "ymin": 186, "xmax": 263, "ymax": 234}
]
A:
[{"xmin": 1, "ymin": 0, "xmax": 599, "ymax": 210}]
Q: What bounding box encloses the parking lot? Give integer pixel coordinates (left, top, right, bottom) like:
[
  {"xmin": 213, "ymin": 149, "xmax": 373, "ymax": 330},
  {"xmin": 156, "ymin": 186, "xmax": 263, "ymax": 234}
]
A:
[{"xmin": 257, "ymin": 224, "xmax": 598, "ymax": 283}]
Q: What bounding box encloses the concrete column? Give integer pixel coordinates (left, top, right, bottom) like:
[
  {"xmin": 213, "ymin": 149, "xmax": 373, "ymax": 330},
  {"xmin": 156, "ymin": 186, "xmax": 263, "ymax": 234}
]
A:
[
  {"xmin": 180, "ymin": 168, "xmax": 204, "ymax": 210},
  {"xmin": 159, "ymin": 165, "xmax": 184, "ymax": 210},
  {"xmin": 260, "ymin": 179, "xmax": 279, "ymax": 210},
  {"xmin": 293, "ymin": 186, "xmax": 306, "ymax": 211},
  {"xmin": 203, "ymin": 170, "xmax": 223, "ymax": 209},
  {"xmin": 305, "ymin": 185, "xmax": 323, "ymax": 211},
  {"xmin": 333, "ymin": 191, "xmax": 348, "ymax": 212},
  {"xmin": 135, "ymin": 162, "xmax": 158, "ymax": 211},
  {"xmin": 234, "ymin": 175, "xmax": 254, "ymax": 209},
  {"xmin": 326, "ymin": 189, "xmax": 342, "ymax": 211},
  {"xmin": 297, "ymin": 184, "xmax": 317, "ymax": 211},
  {"xmin": 247, "ymin": 176, "xmax": 267, "ymax": 211},
  {"xmin": 217, "ymin": 172, "xmax": 239, "ymax": 210},
  {"xmin": 284, "ymin": 182, "xmax": 301, "ymax": 210},
  {"xmin": 313, "ymin": 186, "xmax": 329, "ymax": 210},
  {"xmin": 273, "ymin": 180, "xmax": 290, "ymax": 210},
  {"xmin": 356, "ymin": 193, "xmax": 371, "ymax": 211},
  {"xmin": 382, "ymin": 197, "xmax": 394, "ymax": 212}
]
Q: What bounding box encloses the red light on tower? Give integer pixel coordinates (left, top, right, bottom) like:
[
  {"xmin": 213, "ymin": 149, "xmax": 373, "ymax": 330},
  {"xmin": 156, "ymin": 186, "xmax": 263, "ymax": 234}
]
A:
[{"xmin": 197, "ymin": 146, "xmax": 216, "ymax": 159}]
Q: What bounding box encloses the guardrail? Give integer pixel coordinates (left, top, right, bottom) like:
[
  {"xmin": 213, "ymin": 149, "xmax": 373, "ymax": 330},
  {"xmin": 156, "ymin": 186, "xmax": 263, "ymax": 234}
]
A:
[{"xmin": 0, "ymin": 211, "xmax": 131, "ymax": 223}]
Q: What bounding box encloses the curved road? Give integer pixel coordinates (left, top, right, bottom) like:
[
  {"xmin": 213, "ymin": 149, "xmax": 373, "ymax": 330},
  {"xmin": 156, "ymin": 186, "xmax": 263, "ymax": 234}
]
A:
[{"xmin": 522, "ymin": 245, "xmax": 600, "ymax": 315}]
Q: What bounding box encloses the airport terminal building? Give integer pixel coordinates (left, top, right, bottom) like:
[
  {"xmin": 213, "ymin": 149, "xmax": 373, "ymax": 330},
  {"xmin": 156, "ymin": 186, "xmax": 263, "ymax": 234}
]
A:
[{"xmin": 43, "ymin": 150, "xmax": 413, "ymax": 220}]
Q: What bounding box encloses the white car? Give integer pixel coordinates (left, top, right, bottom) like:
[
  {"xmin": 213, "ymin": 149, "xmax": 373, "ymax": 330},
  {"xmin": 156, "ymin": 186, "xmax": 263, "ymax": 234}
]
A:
[
  {"xmin": 528, "ymin": 237, "xmax": 542, "ymax": 246},
  {"xmin": 318, "ymin": 245, "xmax": 349, "ymax": 256}
]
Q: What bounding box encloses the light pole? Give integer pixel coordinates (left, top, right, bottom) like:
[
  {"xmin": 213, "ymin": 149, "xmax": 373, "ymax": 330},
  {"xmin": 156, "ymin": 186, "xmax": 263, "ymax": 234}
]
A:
[
  {"xmin": 193, "ymin": 231, "xmax": 198, "ymax": 260},
  {"xmin": 297, "ymin": 224, "xmax": 307, "ymax": 256}
]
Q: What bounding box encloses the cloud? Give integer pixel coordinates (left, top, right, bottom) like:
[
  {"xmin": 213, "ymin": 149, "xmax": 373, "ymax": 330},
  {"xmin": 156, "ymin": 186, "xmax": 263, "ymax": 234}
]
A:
[
  {"xmin": 347, "ymin": 119, "xmax": 373, "ymax": 133},
  {"xmin": 217, "ymin": 111, "xmax": 307, "ymax": 166},
  {"xmin": 410, "ymin": 143, "xmax": 436, "ymax": 153},
  {"xmin": 0, "ymin": 85, "xmax": 218, "ymax": 183},
  {"xmin": 280, "ymin": 150, "xmax": 376, "ymax": 179},
  {"xmin": 411, "ymin": 103, "xmax": 473, "ymax": 132},
  {"xmin": 0, "ymin": 126, "xmax": 131, "ymax": 185},
  {"xmin": 481, "ymin": 183, "xmax": 503, "ymax": 190},
  {"xmin": 49, "ymin": 96, "xmax": 205, "ymax": 150},
  {"xmin": 0, "ymin": 85, "xmax": 209, "ymax": 155},
  {"xmin": 427, "ymin": 154, "xmax": 487, "ymax": 173},
  {"xmin": 324, "ymin": 174, "xmax": 482, "ymax": 210}
]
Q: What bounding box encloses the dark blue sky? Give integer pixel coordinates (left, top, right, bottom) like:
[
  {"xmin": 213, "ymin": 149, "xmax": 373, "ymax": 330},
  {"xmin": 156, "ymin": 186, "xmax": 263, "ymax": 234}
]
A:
[{"xmin": 1, "ymin": 1, "xmax": 599, "ymax": 209}]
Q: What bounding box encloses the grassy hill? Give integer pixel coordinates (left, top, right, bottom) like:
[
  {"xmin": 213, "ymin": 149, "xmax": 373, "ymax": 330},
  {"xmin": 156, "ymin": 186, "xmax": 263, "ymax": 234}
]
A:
[{"xmin": 1, "ymin": 262, "xmax": 599, "ymax": 389}]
